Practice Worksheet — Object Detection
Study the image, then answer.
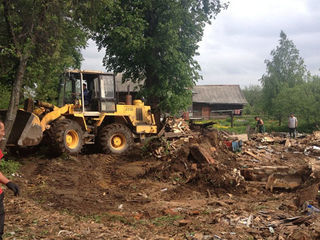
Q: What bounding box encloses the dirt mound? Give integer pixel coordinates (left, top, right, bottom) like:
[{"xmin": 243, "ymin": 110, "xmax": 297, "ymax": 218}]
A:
[
  {"xmin": 6, "ymin": 127, "xmax": 320, "ymax": 239},
  {"xmin": 18, "ymin": 152, "xmax": 161, "ymax": 215},
  {"xmin": 20, "ymin": 154, "xmax": 116, "ymax": 214},
  {"xmin": 143, "ymin": 129, "xmax": 245, "ymax": 192},
  {"xmin": 14, "ymin": 128, "xmax": 244, "ymax": 218}
]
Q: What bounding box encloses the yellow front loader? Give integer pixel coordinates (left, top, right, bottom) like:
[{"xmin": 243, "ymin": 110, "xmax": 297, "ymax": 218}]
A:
[{"xmin": 3, "ymin": 70, "xmax": 157, "ymax": 155}]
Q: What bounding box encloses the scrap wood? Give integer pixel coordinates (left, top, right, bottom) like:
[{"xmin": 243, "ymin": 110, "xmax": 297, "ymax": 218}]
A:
[
  {"xmin": 282, "ymin": 215, "xmax": 313, "ymax": 225},
  {"xmin": 231, "ymin": 134, "xmax": 248, "ymax": 142},
  {"xmin": 285, "ymin": 139, "xmax": 292, "ymax": 148},
  {"xmin": 308, "ymin": 158, "xmax": 320, "ymax": 178},
  {"xmin": 190, "ymin": 144, "xmax": 215, "ymax": 165},
  {"xmin": 241, "ymin": 166, "xmax": 295, "ymax": 181},
  {"xmin": 246, "ymin": 181, "xmax": 267, "ymax": 187},
  {"xmin": 267, "ymin": 216, "xmax": 312, "ymax": 228},
  {"xmin": 313, "ymin": 131, "xmax": 320, "ymax": 139},
  {"xmin": 164, "ymin": 132, "xmax": 192, "ymax": 139},
  {"xmin": 265, "ymin": 173, "xmax": 302, "ymax": 192},
  {"xmin": 244, "ymin": 150, "xmax": 264, "ymax": 162},
  {"xmin": 207, "ymin": 198, "xmax": 235, "ymax": 207},
  {"xmin": 157, "ymin": 124, "xmax": 166, "ymax": 137},
  {"xmin": 220, "ymin": 130, "xmax": 230, "ymax": 137},
  {"xmin": 261, "ymin": 136, "xmax": 275, "ymax": 143},
  {"xmin": 158, "ymin": 117, "xmax": 191, "ymax": 137},
  {"xmin": 167, "ymin": 117, "xmax": 191, "ymax": 133}
]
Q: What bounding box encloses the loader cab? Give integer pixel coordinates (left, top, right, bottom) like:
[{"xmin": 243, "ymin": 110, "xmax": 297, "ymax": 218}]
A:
[{"xmin": 61, "ymin": 70, "xmax": 116, "ymax": 115}]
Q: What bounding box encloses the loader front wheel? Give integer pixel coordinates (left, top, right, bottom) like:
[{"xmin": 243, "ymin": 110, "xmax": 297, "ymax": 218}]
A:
[
  {"xmin": 99, "ymin": 123, "xmax": 133, "ymax": 154},
  {"xmin": 50, "ymin": 119, "xmax": 84, "ymax": 155}
]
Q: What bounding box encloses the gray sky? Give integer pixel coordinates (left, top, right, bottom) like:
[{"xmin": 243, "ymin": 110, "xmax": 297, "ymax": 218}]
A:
[{"xmin": 81, "ymin": 0, "xmax": 320, "ymax": 87}]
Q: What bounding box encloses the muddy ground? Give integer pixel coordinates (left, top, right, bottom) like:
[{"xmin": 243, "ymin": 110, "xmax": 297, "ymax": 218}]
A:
[{"xmin": 2, "ymin": 130, "xmax": 320, "ymax": 240}]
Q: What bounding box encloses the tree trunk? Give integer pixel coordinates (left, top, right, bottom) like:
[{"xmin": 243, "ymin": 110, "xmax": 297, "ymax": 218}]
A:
[
  {"xmin": 0, "ymin": 55, "xmax": 28, "ymax": 150},
  {"xmin": 145, "ymin": 65, "xmax": 161, "ymax": 127},
  {"xmin": 278, "ymin": 115, "xmax": 282, "ymax": 126},
  {"xmin": 150, "ymin": 97, "xmax": 161, "ymax": 127}
]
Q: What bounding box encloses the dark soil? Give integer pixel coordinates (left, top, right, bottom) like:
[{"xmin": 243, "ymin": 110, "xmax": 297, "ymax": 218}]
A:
[{"xmin": 2, "ymin": 130, "xmax": 320, "ymax": 239}]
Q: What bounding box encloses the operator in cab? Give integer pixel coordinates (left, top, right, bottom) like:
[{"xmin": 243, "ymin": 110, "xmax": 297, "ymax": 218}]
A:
[{"xmin": 83, "ymin": 83, "xmax": 91, "ymax": 107}]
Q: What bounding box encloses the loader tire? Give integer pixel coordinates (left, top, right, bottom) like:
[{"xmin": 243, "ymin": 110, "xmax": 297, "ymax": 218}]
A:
[
  {"xmin": 49, "ymin": 119, "xmax": 84, "ymax": 155},
  {"xmin": 99, "ymin": 123, "xmax": 133, "ymax": 154}
]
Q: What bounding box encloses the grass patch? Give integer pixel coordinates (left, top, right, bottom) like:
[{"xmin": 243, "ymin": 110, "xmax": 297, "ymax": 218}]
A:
[
  {"xmin": 107, "ymin": 214, "xmax": 131, "ymax": 224},
  {"xmin": 0, "ymin": 159, "xmax": 20, "ymax": 176},
  {"xmin": 254, "ymin": 205, "xmax": 268, "ymax": 211},
  {"xmin": 152, "ymin": 215, "xmax": 183, "ymax": 226},
  {"xmin": 85, "ymin": 212, "xmax": 133, "ymax": 225},
  {"xmin": 193, "ymin": 115, "xmax": 317, "ymax": 134}
]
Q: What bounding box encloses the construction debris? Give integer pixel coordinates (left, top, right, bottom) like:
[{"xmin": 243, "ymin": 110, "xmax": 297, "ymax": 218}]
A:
[
  {"xmin": 190, "ymin": 144, "xmax": 215, "ymax": 165},
  {"xmin": 6, "ymin": 119, "xmax": 320, "ymax": 239}
]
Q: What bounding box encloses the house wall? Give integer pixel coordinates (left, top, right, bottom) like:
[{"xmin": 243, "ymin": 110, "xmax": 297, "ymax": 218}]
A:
[{"xmin": 191, "ymin": 102, "xmax": 244, "ymax": 120}]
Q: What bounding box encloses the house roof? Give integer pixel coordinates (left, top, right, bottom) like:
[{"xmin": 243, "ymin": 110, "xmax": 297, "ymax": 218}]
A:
[
  {"xmin": 114, "ymin": 76, "xmax": 247, "ymax": 105},
  {"xmin": 192, "ymin": 85, "xmax": 247, "ymax": 105}
]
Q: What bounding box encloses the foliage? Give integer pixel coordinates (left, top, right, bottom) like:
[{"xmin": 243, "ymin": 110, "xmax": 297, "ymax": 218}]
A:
[
  {"xmin": 152, "ymin": 215, "xmax": 183, "ymax": 226},
  {"xmin": 242, "ymin": 85, "xmax": 263, "ymax": 115},
  {"xmin": 0, "ymin": 159, "xmax": 20, "ymax": 176},
  {"xmin": 86, "ymin": 0, "xmax": 227, "ymax": 114},
  {"xmin": 0, "ymin": 0, "xmax": 88, "ymax": 148},
  {"xmin": 0, "ymin": 0, "xmax": 87, "ymax": 107},
  {"xmin": 272, "ymin": 84, "xmax": 317, "ymax": 125},
  {"xmin": 0, "ymin": 83, "xmax": 11, "ymax": 109},
  {"xmin": 260, "ymin": 31, "xmax": 308, "ymax": 115},
  {"xmin": 241, "ymin": 31, "xmax": 320, "ymax": 132},
  {"xmin": 210, "ymin": 116, "xmax": 282, "ymax": 134}
]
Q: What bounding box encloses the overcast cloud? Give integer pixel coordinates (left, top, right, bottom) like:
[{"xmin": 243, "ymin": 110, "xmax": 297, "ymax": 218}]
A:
[{"xmin": 81, "ymin": 0, "xmax": 320, "ymax": 87}]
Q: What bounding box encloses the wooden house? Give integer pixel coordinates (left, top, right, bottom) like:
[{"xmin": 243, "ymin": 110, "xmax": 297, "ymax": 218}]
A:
[{"xmin": 190, "ymin": 85, "xmax": 247, "ymax": 120}]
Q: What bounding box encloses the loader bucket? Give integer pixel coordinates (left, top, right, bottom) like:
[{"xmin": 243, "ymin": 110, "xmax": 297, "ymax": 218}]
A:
[{"xmin": 0, "ymin": 110, "xmax": 43, "ymax": 147}]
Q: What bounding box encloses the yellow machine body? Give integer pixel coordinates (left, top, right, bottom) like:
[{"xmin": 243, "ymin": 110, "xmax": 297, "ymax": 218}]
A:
[{"xmin": 6, "ymin": 70, "xmax": 157, "ymax": 148}]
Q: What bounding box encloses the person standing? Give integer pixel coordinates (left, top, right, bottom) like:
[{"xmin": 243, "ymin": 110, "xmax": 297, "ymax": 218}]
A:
[
  {"xmin": 255, "ymin": 116, "xmax": 265, "ymax": 133},
  {"xmin": 288, "ymin": 113, "xmax": 298, "ymax": 138},
  {"xmin": 0, "ymin": 121, "xmax": 19, "ymax": 240}
]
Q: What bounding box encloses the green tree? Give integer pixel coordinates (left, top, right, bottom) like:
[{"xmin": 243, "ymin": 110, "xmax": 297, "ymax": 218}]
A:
[
  {"xmin": 272, "ymin": 84, "xmax": 316, "ymax": 126},
  {"xmin": 242, "ymin": 85, "xmax": 263, "ymax": 114},
  {"xmin": 0, "ymin": 0, "xmax": 87, "ymax": 149},
  {"xmin": 305, "ymin": 75, "xmax": 320, "ymax": 124},
  {"xmin": 86, "ymin": 0, "xmax": 227, "ymax": 122},
  {"xmin": 260, "ymin": 30, "xmax": 308, "ymax": 121},
  {"xmin": 23, "ymin": 19, "xmax": 87, "ymax": 104}
]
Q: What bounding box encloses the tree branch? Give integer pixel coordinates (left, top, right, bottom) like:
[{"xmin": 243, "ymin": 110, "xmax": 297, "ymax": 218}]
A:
[{"xmin": 2, "ymin": 0, "xmax": 21, "ymax": 56}]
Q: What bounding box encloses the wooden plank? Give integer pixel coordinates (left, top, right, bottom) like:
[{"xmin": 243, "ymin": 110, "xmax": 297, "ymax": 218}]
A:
[
  {"xmin": 190, "ymin": 144, "xmax": 215, "ymax": 165},
  {"xmin": 244, "ymin": 150, "xmax": 264, "ymax": 161}
]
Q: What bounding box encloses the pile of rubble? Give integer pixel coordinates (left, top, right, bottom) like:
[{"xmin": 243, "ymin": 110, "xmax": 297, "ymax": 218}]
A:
[
  {"xmin": 238, "ymin": 132, "xmax": 320, "ymax": 195},
  {"xmin": 146, "ymin": 118, "xmax": 195, "ymax": 158},
  {"xmin": 144, "ymin": 119, "xmax": 245, "ymax": 189},
  {"xmin": 11, "ymin": 117, "xmax": 320, "ymax": 239},
  {"xmin": 142, "ymin": 119, "xmax": 320, "ymax": 238},
  {"xmin": 146, "ymin": 117, "xmax": 320, "ymax": 205}
]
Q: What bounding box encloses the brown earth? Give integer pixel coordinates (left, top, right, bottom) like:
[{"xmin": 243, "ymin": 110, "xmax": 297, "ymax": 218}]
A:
[{"xmin": 2, "ymin": 129, "xmax": 320, "ymax": 239}]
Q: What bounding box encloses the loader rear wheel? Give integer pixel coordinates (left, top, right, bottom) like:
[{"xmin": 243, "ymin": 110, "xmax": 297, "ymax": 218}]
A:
[
  {"xmin": 99, "ymin": 123, "xmax": 133, "ymax": 154},
  {"xmin": 50, "ymin": 119, "xmax": 84, "ymax": 155}
]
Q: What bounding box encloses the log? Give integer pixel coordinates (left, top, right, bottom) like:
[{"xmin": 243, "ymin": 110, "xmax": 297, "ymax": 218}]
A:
[
  {"xmin": 244, "ymin": 150, "xmax": 264, "ymax": 162},
  {"xmin": 241, "ymin": 166, "xmax": 296, "ymax": 181},
  {"xmin": 190, "ymin": 144, "xmax": 215, "ymax": 165},
  {"xmin": 265, "ymin": 173, "xmax": 302, "ymax": 192}
]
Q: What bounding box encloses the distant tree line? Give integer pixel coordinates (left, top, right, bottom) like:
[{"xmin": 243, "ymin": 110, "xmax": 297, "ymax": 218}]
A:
[{"xmin": 243, "ymin": 31, "xmax": 320, "ymax": 131}]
